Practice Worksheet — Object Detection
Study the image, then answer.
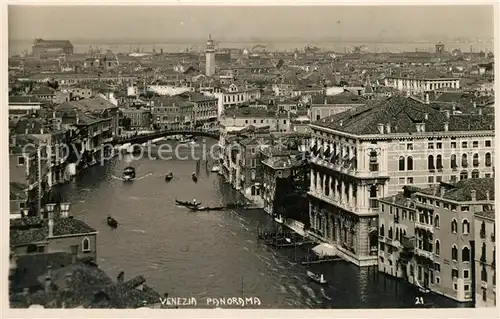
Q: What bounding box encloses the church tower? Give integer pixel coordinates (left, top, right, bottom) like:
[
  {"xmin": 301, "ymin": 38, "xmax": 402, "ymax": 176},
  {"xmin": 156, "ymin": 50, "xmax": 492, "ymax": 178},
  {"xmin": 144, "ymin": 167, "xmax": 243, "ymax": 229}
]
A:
[{"xmin": 205, "ymin": 34, "xmax": 216, "ymax": 77}]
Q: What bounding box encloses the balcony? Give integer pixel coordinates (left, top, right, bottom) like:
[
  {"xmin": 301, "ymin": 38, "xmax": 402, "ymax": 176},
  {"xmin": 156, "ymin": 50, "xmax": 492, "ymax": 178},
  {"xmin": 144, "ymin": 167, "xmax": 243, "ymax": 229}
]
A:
[
  {"xmin": 415, "ymin": 221, "xmax": 434, "ymax": 233},
  {"xmin": 415, "ymin": 248, "xmax": 434, "ymax": 260}
]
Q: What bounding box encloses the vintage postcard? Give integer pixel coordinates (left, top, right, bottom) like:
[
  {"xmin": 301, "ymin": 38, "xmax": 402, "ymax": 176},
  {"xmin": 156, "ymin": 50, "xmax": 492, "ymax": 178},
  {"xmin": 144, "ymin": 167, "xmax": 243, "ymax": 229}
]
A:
[{"xmin": 4, "ymin": 1, "xmax": 498, "ymax": 317}]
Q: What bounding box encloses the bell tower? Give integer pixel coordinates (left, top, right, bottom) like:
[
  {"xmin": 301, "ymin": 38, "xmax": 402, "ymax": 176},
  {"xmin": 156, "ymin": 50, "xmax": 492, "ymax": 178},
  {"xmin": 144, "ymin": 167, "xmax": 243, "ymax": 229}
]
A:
[{"xmin": 205, "ymin": 34, "xmax": 216, "ymax": 77}]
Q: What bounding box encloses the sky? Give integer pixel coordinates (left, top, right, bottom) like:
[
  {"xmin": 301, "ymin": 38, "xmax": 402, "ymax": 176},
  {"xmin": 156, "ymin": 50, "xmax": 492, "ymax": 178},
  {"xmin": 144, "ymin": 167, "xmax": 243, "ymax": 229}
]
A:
[{"xmin": 8, "ymin": 5, "xmax": 494, "ymax": 42}]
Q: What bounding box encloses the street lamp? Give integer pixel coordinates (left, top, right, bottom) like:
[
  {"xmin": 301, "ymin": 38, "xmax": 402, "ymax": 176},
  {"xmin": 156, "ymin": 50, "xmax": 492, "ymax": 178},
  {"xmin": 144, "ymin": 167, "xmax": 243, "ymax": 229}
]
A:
[{"xmin": 60, "ymin": 202, "xmax": 71, "ymax": 218}]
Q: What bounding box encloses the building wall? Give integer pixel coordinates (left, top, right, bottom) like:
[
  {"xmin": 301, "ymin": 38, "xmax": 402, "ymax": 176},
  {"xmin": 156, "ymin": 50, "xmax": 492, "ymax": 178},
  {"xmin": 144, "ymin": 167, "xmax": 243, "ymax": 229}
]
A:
[
  {"xmin": 48, "ymin": 233, "xmax": 97, "ymax": 261},
  {"xmin": 474, "ymin": 215, "xmax": 496, "ymax": 307},
  {"xmin": 310, "ymin": 104, "xmax": 362, "ymax": 122}
]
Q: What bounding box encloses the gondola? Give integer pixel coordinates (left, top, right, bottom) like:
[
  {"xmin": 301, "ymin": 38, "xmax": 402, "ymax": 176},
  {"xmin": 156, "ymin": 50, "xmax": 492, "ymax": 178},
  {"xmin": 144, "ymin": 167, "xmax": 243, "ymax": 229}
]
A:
[
  {"xmin": 175, "ymin": 199, "xmax": 202, "ymax": 208},
  {"xmin": 107, "ymin": 216, "xmax": 118, "ymax": 228},
  {"xmin": 165, "ymin": 172, "xmax": 173, "ymax": 181},
  {"xmin": 122, "ymin": 166, "xmax": 136, "ymax": 182},
  {"xmin": 225, "ymin": 202, "xmax": 247, "ymax": 209},
  {"xmin": 306, "ymin": 271, "xmax": 327, "ymax": 285},
  {"xmin": 192, "ymin": 173, "xmax": 198, "ymax": 182},
  {"xmin": 189, "ymin": 206, "xmax": 225, "ymax": 212}
]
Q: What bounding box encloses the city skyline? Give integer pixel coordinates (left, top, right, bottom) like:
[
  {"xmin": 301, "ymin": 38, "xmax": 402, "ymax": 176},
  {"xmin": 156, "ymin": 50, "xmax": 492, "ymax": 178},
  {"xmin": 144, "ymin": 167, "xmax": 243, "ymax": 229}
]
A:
[{"xmin": 9, "ymin": 5, "xmax": 494, "ymax": 43}]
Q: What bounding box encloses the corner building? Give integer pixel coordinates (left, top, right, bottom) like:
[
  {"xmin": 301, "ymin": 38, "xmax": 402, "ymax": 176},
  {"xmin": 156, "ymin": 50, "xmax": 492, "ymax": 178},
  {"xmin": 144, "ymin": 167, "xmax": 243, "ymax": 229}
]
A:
[{"xmin": 308, "ymin": 95, "xmax": 495, "ymax": 267}]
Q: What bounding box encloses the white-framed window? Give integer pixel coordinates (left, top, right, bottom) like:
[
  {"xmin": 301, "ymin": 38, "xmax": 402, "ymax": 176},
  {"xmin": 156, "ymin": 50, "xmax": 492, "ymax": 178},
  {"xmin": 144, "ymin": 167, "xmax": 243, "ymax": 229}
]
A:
[
  {"xmin": 82, "ymin": 237, "xmax": 91, "ymax": 252},
  {"xmin": 17, "ymin": 156, "xmax": 25, "ymax": 166}
]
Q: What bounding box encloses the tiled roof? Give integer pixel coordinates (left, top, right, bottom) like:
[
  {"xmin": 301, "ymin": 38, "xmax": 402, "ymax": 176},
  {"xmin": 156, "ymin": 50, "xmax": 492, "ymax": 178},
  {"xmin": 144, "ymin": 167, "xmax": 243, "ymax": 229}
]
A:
[
  {"xmin": 310, "ymin": 91, "xmax": 366, "ymax": 105},
  {"xmin": 379, "ymin": 193, "xmax": 414, "ymax": 209},
  {"xmin": 10, "ymin": 217, "xmax": 97, "ymax": 247},
  {"xmin": 57, "ymin": 97, "xmax": 117, "ymax": 112},
  {"xmin": 312, "ymin": 95, "xmax": 494, "ymax": 135},
  {"xmin": 224, "ymin": 107, "xmax": 275, "ymax": 118},
  {"xmin": 440, "ymin": 178, "xmax": 495, "ymax": 202}
]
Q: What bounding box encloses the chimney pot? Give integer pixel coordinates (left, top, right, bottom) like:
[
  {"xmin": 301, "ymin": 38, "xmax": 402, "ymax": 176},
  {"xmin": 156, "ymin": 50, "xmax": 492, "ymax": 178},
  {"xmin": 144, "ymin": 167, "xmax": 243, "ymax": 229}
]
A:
[
  {"xmin": 385, "ymin": 123, "xmax": 391, "ymax": 134},
  {"xmin": 424, "ymin": 113, "xmax": 428, "ymax": 120},
  {"xmin": 339, "ymin": 120, "xmax": 343, "ymax": 127},
  {"xmin": 470, "ymin": 189, "xmax": 476, "ymax": 201},
  {"xmin": 377, "ymin": 123, "xmax": 384, "ymax": 134},
  {"xmin": 445, "ymin": 110, "xmax": 450, "ymax": 119},
  {"xmin": 444, "ymin": 122, "xmax": 449, "ymax": 132},
  {"xmin": 486, "ymin": 190, "xmax": 490, "ymax": 201}
]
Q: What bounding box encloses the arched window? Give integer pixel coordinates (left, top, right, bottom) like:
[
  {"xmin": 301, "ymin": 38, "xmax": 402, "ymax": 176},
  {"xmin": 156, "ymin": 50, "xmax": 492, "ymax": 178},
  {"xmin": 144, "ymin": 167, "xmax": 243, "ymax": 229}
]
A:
[
  {"xmin": 312, "ymin": 172, "xmax": 317, "ymax": 189},
  {"xmin": 434, "ymin": 215, "xmax": 440, "ymax": 228},
  {"xmin": 436, "ymin": 155, "xmax": 443, "ymax": 169},
  {"xmin": 485, "ymin": 153, "xmax": 492, "ymax": 167},
  {"xmin": 399, "ymin": 156, "xmax": 405, "ymax": 171},
  {"xmin": 435, "ymin": 240, "xmax": 440, "ymax": 256},
  {"xmin": 451, "ymin": 154, "xmax": 457, "ymax": 169},
  {"xmin": 428, "ymin": 155, "xmax": 435, "ymax": 170},
  {"xmin": 380, "ymin": 224, "xmax": 385, "ymax": 237},
  {"xmin": 407, "ymin": 156, "xmax": 414, "ymax": 171},
  {"xmin": 473, "ymin": 153, "xmax": 479, "ymax": 167},
  {"xmin": 462, "ymin": 153, "xmax": 468, "ymax": 168},
  {"xmin": 462, "ymin": 246, "xmax": 470, "ymax": 262},
  {"xmin": 395, "ymin": 227, "xmax": 399, "ymax": 240},
  {"xmin": 462, "ymin": 219, "xmax": 470, "ymax": 234},
  {"xmin": 82, "ymin": 237, "xmax": 91, "ymax": 252},
  {"xmin": 388, "ymin": 227, "xmax": 393, "ymax": 239},
  {"xmin": 452, "ymin": 245, "xmax": 458, "ymax": 261},
  {"xmin": 460, "ymin": 170, "xmax": 468, "ymax": 181},
  {"xmin": 451, "ymin": 219, "xmax": 458, "ymax": 233}
]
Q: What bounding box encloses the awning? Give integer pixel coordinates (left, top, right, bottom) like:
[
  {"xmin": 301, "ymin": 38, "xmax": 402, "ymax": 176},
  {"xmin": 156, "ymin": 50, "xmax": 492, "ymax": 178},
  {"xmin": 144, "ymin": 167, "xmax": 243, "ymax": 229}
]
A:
[{"xmin": 312, "ymin": 243, "xmax": 337, "ymax": 257}]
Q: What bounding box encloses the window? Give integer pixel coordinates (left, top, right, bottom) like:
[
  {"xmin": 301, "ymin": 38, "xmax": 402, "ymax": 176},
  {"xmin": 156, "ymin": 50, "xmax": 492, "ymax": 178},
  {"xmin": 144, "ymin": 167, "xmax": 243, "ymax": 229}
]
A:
[
  {"xmin": 485, "ymin": 140, "xmax": 491, "ymax": 147},
  {"xmin": 398, "ymin": 156, "xmax": 405, "ymax": 171},
  {"xmin": 428, "ymin": 176, "xmax": 434, "ymax": 183},
  {"xmin": 462, "ymin": 246, "xmax": 470, "ymax": 262},
  {"xmin": 450, "ymin": 175, "xmax": 457, "ymax": 183},
  {"xmin": 245, "ymin": 120, "xmax": 248, "ymax": 124},
  {"xmin": 428, "ymin": 155, "xmax": 435, "ymax": 170},
  {"xmin": 473, "ymin": 141, "xmax": 479, "ymax": 148},
  {"xmin": 436, "ymin": 176, "xmax": 442, "ymax": 182},
  {"xmin": 435, "ymin": 240, "xmax": 440, "ymax": 256},
  {"xmin": 462, "ymin": 220, "xmax": 470, "ymax": 234},
  {"xmin": 464, "ymin": 285, "xmax": 470, "ymax": 291},
  {"xmin": 485, "ymin": 153, "xmax": 492, "ymax": 167},
  {"xmin": 407, "ymin": 143, "xmax": 413, "ymax": 150},
  {"xmin": 399, "ymin": 177, "xmax": 405, "ymax": 184},
  {"xmin": 407, "ymin": 157, "xmax": 413, "ymax": 170},
  {"xmin": 460, "ymin": 170, "xmax": 468, "ymax": 180},
  {"xmin": 464, "ymin": 270, "xmax": 469, "ymax": 279},
  {"xmin": 17, "ymin": 156, "xmax": 25, "ymax": 165},
  {"xmin": 436, "ymin": 277, "xmax": 440, "ymax": 284},
  {"xmin": 461, "ymin": 154, "xmax": 468, "ymax": 167},
  {"xmin": 379, "ymin": 242, "xmax": 385, "ymax": 251},
  {"xmin": 473, "ymin": 153, "xmax": 479, "ymax": 167},
  {"xmin": 435, "ymin": 263, "xmax": 441, "ymax": 272},
  {"xmin": 462, "ymin": 141, "xmax": 467, "ymax": 148},
  {"xmin": 451, "ymin": 219, "xmax": 458, "ymax": 233},
  {"xmin": 434, "ymin": 215, "xmax": 440, "ymax": 228},
  {"xmin": 452, "ymin": 268, "xmax": 459, "ymax": 279},
  {"xmin": 82, "ymin": 237, "xmax": 91, "ymax": 252},
  {"xmin": 380, "ymin": 224, "xmax": 385, "ymax": 237},
  {"xmin": 451, "ymin": 154, "xmax": 457, "ymax": 169},
  {"xmin": 481, "ymin": 266, "xmax": 487, "ymax": 282},
  {"xmin": 388, "ymin": 227, "xmax": 393, "ymax": 239},
  {"xmin": 407, "ymin": 177, "xmax": 413, "ymax": 184},
  {"xmin": 483, "ymin": 289, "xmax": 487, "ymax": 302},
  {"xmin": 451, "ymin": 142, "xmax": 456, "ymax": 148},
  {"xmin": 37, "ymin": 246, "xmax": 45, "ymax": 253},
  {"xmin": 435, "ymin": 155, "xmax": 443, "ymax": 169},
  {"xmin": 251, "ymin": 148, "xmax": 256, "ymax": 154},
  {"xmin": 436, "ymin": 142, "xmax": 442, "ymax": 149},
  {"xmin": 472, "ymin": 170, "xmax": 480, "ymax": 179},
  {"xmin": 428, "ymin": 143, "xmax": 434, "ymax": 149}
]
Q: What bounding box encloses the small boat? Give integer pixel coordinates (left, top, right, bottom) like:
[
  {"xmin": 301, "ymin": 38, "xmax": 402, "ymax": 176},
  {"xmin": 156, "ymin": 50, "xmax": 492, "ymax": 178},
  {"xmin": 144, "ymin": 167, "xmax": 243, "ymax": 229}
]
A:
[
  {"xmin": 175, "ymin": 199, "xmax": 202, "ymax": 208},
  {"xmin": 178, "ymin": 137, "xmax": 194, "ymax": 144},
  {"xmin": 107, "ymin": 216, "xmax": 118, "ymax": 228},
  {"xmin": 306, "ymin": 271, "xmax": 327, "ymax": 285},
  {"xmin": 415, "ymin": 278, "xmax": 431, "ymax": 293},
  {"xmin": 122, "ymin": 166, "xmax": 136, "ymax": 182},
  {"xmin": 189, "ymin": 206, "xmax": 225, "ymax": 212},
  {"xmin": 165, "ymin": 172, "xmax": 173, "ymax": 181},
  {"xmin": 192, "ymin": 173, "xmax": 198, "ymax": 182},
  {"xmin": 211, "ymin": 165, "xmax": 221, "ymax": 173}
]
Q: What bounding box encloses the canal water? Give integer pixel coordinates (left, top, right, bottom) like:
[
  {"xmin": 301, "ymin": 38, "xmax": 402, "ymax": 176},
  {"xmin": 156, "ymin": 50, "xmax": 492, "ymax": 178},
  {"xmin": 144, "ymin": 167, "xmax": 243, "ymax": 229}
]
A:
[{"xmin": 55, "ymin": 140, "xmax": 466, "ymax": 309}]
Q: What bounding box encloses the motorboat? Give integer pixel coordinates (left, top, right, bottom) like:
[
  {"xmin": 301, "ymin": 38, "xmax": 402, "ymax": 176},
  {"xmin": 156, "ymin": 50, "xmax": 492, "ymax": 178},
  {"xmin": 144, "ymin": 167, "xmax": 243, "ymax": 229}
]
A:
[
  {"xmin": 306, "ymin": 271, "xmax": 327, "ymax": 285},
  {"xmin": 122, "ymin": 166, "xmax": 136, "ymax": 182},
  {"xmin": 192, "ymin": 173, "xmax": 198, "ymax": 182},
  {"xmin": 165, "ymin": 172, "xmax": 173, "ymax": 181},
  {"xmin": 211, "ymin": 165, "xmax": 221, "ymax": 173},
  {"xmin": 107, "ymin": 216, "xmax": 118, "ymax": 228},
  {"xmin": 175, "ymin": 199, "xmax": 202, "ymax": 208}
]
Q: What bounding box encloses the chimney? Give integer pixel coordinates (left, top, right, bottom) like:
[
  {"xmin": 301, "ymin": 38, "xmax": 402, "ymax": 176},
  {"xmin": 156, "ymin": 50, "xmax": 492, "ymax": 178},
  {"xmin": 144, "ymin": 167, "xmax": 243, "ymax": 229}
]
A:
[
  {"xmin": 40, "ymin": 128, "xmax": 44, "ymax": 135},
  {"xmin": 425, "ymin": 93, "xmax": 429, "ymax": 104},
  {"xmin": 25, "ymin": 128, "xmax": 29, "ymax": 135},
  {"xmin": 11, "ymin": 135, "xmax": 16, "ymax": 146},
  {"xmin": 76, "ymin": 113, "xmax": 80, "ymax": 124},
  {"xmin": 473, "ymin": 101, "xmax": 477, "ymax": 108},
  {"xmin": 48, "ymin": 210, "xmax": 54, "ymax": 238},
  {"xmin": 424, "ymin": 113, "xmax": 428, "ymax": 120},
  {"xmin": 324, "ymin": 97, "xmax": 327, "ymax": 105},
  {"xmin": 45, "ymin": 266, "xmax": 52, "ymax": 293},
  {"xmin": 444, "ymin": 122, "xmax": 449, "ymax": 132},
  {"xmin": 71, "ymin": 244, "xmax": 78, "ymax": 264},
  {"xmin": 385, "ymin": 123, "xmax": 391, "ymax": 133},
  {"xmin": 445, "ymin": 110, "xmax": 450, "ymax": 119},
  {"xmin": 377, "ymin": 123, "xmax": 384, "ymax": 134},
  {"xmin": 392, "ymin": 196, "xmax": 396, "ymax": 203},
  {"xmin": 478, "ymin": 107, "xmax": 482, "ymax": 115},
  {"xmin": 421, "ymin": 123, "xmax": 426, "ymax": 132},
  {"xmin": 339, "ymin": 120, "xmax": 343, "ymax": 127},
  {"xmin": 52, "ymin": 111, "xmax": 56, "ymax": 118},
  {"xmin": 486, "ymin": 190, "xmax": 490, "ymax": 201},
  {"xmin": 470, "ymin": 189, "xmax": 476, "ymax": 202}
]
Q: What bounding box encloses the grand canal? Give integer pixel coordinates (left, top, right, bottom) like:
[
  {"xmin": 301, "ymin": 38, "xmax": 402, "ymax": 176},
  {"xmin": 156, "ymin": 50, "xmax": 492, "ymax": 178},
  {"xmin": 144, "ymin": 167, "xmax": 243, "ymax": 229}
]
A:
[{"xmin": 55, "ymin": 140, "xmax": 467, "ymax": 309}]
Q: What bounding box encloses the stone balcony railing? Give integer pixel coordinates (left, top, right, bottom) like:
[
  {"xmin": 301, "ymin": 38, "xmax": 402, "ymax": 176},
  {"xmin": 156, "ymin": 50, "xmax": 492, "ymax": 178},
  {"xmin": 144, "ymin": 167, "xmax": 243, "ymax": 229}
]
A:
[
  {"xmin": 415, "ymin": 221, "xmax": 434, "ymax": 233},
  {"xmin": 308, "ymin": 190, "xmax": 378, "ymax": 216},
  {"xmin": 414, "ymin": 248, "xmax": 434, "ymax": 260}
]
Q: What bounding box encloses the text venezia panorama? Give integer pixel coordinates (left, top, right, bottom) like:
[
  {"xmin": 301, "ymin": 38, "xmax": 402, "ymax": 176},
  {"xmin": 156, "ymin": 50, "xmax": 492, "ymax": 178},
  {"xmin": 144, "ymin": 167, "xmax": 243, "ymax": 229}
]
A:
[{"xmin": 159, "ymin": 297, "xmax": 262, "ymax": 307}]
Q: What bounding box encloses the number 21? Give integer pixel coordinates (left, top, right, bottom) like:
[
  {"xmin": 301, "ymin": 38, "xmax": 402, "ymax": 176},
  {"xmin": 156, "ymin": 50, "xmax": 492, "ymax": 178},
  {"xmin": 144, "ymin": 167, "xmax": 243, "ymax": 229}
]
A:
[{"xmin": 415, "ymin": 297, "xmax": 424, "ymax": 305}]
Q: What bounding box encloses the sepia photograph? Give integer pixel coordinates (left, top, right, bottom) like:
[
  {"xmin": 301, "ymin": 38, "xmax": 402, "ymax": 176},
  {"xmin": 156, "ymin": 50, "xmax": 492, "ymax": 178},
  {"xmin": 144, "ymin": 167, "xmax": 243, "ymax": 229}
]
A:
[{"xmin": 5, "ymin": 1, "xmax": 497, "ymax": 313}]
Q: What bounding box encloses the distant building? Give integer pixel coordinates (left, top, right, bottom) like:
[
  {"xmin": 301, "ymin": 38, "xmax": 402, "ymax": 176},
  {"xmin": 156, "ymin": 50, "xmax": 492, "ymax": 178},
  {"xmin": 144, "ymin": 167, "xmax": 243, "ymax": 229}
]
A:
[
  {"xmin": 309, "ymin": 92, "xmax": 366, "ymax": 122},
  {"xmin": 205, "ymin": 34, "xmax": 216, "ymax": 77},
  {"xmin": 32, "ymin": 39, "xmax": 73, "ymax": 59},
  {"xmin": 385, "ymin": 76, "xmax": 460, "ymax": 94},
  {"xmin": 436, "ymin": 42, "xmax": 445, "ymax": 54}
]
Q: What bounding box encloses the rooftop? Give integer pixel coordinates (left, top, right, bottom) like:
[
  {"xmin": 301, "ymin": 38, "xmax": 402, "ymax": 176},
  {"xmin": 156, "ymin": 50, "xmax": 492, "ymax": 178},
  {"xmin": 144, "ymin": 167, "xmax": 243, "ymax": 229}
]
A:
[
  {"xmin": 311, "ymin": 91, "xmax": 367, "ymax": 105},
  {"xmin": 417, "ymin": 178, "xmax": 495, "ymax": 202},
  {"xmin": 312, "ymin": 95, "xmax": 494, "ymax": 135},
  {"xmin": 474, "ymin": 210, "xmax": 495, "ymax": 221}
]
